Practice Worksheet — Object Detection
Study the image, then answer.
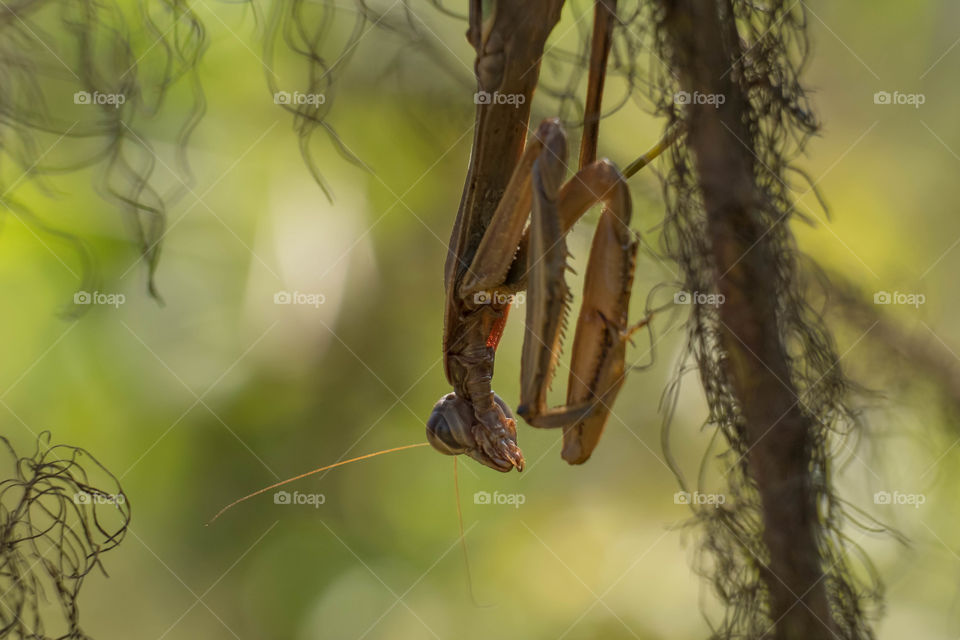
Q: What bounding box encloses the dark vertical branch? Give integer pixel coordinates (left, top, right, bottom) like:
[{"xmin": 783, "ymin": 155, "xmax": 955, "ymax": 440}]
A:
[{"xmin": 660, "ymin": 1, "xmax": 835, "ymax": 638}]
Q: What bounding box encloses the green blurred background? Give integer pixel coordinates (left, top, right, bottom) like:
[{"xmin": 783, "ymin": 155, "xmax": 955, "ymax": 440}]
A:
[{"xmin": 1, "ymin": 1, "xmax": 958, "ymax": 638}]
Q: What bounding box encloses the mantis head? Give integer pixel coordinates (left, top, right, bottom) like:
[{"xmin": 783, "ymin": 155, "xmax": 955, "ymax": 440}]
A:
[{"xmin": 426, "ymin": 392, "xmax": 524, "ymax": 472}]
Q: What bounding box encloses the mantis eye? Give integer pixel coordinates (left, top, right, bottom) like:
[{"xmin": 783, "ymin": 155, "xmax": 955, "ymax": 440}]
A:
[{"xmin": 426, "ymin": 393, "xmax": 473, "ymax": 455}]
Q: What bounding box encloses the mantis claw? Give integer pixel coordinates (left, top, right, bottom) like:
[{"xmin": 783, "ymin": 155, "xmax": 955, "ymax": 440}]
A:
[{"xmin": 470, "ymin": 421, "xmax": 524, "ymax": 473}]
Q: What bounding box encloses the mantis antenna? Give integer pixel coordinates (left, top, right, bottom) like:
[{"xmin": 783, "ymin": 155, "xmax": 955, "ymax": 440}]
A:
[
  {"xmin": 207, "ymin": 442, "xmax": 490, "ymax": 608},
  {"xmin": 207, "ymin": 442, "xmax": 430, "ymax": 525}
]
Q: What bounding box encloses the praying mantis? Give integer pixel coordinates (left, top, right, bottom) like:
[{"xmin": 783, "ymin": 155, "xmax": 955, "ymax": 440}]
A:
[
  {"xmin": 209, "ymin": 0, "xmax": 678, "ymax": 524},
  {"xmin": 426, "ymin": 0, "xmax": 676, "ymax": 472}
]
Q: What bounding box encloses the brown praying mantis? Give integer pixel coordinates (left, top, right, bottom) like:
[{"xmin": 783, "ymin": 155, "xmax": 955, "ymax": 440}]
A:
[
  {"xmin": 209, "ymin": 0, "xmax": 679, "ymax": 524},
  {"xmin": 425, "ymin": 0, "xmax": 678, "ymax": 472}
]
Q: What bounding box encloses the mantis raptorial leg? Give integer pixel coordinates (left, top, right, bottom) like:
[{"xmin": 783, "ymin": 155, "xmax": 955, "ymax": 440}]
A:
[{"xmin": 453, "ymin": 117, "xmax": 639, "ymax": 465}]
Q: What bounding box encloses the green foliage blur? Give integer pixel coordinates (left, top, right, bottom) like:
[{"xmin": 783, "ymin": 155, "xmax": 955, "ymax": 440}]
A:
[{"xmin": 1, "ymin": 1, "xmax": 958, "ymax": 638}]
